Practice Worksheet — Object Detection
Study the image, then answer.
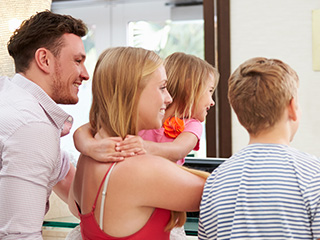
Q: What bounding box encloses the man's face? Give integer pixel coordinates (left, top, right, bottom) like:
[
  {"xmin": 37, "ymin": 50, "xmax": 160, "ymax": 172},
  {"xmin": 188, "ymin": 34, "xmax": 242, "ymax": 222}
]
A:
[{"xmin": 51, "ymin": 33, "xmax": 89, "ymax": 104}]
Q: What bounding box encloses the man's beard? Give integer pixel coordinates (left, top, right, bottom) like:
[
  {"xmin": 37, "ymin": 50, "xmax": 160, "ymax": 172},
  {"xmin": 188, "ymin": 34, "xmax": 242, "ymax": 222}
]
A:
[{"xmin": 51, "ymin": 64, "xmax": 78, "ymax": 104}]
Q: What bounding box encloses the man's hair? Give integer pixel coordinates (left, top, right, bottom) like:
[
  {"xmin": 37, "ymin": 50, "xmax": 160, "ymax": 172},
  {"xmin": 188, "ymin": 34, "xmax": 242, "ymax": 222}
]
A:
[
  {"xmin": 228, "ymin": 57, "xmax": 299, "ymax": 135},
  {"xmin": 89, "ymin": 47, "xmax": 163, "ymax": 139},
  {"xmin": 7, "ymin": 10, "xmax": 88, "ymax": 73},
  {"xmin": 164, "ymin": 52, "xmax": 219, "ymax": 119}
]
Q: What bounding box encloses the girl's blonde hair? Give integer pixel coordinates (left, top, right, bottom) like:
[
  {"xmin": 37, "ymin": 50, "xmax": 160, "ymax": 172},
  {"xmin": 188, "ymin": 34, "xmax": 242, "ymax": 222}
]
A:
[
  {"xmin": 164, "ymin": 52, "xmax": 219, "ymax": 119},
  {"xmin": 89, "ymin": 47, "xmax": 163, "ymax": 138}
]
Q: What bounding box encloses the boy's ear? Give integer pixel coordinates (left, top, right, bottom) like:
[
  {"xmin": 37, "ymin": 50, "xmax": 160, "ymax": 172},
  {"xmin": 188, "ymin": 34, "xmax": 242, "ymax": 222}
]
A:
[
  {"xmin": 288, "ymin": 97, "xmax": 298, "ymax": 121},
  {"xmin": 34, "ymin": 48, "xmax": 52, "ymax": 74}
]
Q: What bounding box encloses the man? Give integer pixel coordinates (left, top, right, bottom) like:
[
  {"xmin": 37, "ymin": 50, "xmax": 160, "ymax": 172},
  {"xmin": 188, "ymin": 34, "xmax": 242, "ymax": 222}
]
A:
[{"xmin": 0, "ymin": 11, "xmax": 89, "ymax": 239}]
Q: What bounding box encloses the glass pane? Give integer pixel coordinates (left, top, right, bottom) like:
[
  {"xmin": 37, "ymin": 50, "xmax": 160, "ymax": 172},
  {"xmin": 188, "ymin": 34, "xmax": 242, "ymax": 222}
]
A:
[
  {"xmin": 128, "ymin": 20, "xmax": 204, "ymax": 59},
  {"xmin": 128, "ymin": 20, "xmax": 207, "ymax": 158}
]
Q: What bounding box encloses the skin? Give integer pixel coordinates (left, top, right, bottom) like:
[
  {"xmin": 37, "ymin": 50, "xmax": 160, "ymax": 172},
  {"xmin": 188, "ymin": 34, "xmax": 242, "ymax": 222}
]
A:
[
  {"xmin": 69, "ymin": 65, "xmax": 206, "ymax": 237},
  {"xmin": 249, "ymin": 97, "xmax": 300, "ymax": 145},
  {"xmin": 191, "ymin": 75, "xmax": 216, "ymax": 122},
  {"xmin": 24, "ymin": 33, "xmax": 89, "ymax": 104},
  {"xmin": 137, "ymin": 66, "xmax": 172, "ymax": 131},
  {"xmin": 51, "ymin": 33, "xmax": 89, "ymax": 104}
]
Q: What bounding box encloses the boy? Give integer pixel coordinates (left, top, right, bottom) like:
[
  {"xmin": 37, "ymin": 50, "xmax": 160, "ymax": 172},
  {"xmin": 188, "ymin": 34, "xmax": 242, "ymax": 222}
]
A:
[{"xmin": 199, "ymin": 57, "xmax": 320, "ymax": 239}]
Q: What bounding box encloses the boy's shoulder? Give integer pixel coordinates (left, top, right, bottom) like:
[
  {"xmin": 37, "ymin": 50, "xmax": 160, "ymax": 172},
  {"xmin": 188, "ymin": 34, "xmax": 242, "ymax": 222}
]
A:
[
  {"xmin": 219, "ymin": 143, "xmax": 320, "ymax": 170},
  {"xmin": 286, "ymin": 145, "xmax": 320, "ymax": 170}
]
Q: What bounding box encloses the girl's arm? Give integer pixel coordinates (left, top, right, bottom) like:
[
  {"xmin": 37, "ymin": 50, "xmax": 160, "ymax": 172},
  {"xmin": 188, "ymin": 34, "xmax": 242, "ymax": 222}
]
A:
[
  {"xmin": 118, "ymin": 119, "xmax": 202, "ymax": 163},
  {"xmin": 75, "ymin": 120, "xmax": 201, "ymax": 163},
  {"xmin": 118, "ymin": 132, "xmax": 198, "ymax": 163},
  {"xmin": 73, "ymin": 123, "xmax": 134, "ymax": 162}
]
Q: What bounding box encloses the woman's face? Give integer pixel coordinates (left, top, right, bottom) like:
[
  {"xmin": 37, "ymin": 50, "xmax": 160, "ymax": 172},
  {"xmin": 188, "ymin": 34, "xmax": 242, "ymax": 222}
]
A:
[{"xmin": 137, "ymin": 65, "xmax": 172, "ymax": 131}]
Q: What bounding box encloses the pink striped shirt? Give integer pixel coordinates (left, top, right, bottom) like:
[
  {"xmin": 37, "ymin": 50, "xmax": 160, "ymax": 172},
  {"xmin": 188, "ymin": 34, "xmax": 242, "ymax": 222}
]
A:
[{"xmin": 0, "ymin": 74, "xmax": 71, "ymax": 239}]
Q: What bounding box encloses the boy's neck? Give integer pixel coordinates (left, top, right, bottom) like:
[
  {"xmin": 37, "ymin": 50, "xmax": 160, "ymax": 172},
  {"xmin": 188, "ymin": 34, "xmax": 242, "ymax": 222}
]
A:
[{"xmin": 248, "ymin": 122, "xmax": 292, "ymax": 146}]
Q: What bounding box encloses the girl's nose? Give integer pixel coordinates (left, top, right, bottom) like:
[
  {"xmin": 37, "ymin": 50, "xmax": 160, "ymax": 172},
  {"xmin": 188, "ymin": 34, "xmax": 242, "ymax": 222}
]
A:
[{"xmin": 165, "ymin": 89, "xmax": 173, "ymax": 105}]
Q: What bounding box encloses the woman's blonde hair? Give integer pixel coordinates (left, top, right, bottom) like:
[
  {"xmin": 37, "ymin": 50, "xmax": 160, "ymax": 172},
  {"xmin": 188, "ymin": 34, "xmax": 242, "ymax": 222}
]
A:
[
  {"xmin": 89, "ymin": 47, "xmax": 163, "ymax": 138},
  {"xmin": 164, "ymin": 52, "xmax": 219, "ymax": 119}
]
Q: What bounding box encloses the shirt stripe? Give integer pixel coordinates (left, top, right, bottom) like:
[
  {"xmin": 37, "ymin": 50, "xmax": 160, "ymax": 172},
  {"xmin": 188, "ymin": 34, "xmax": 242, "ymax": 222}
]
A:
[{"xmin": 199, "ymin": 144, "xmax": 320, "ymax": 240}]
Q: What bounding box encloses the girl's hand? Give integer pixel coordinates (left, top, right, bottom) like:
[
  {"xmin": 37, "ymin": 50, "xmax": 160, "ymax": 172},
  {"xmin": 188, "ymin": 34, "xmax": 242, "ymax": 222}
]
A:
[
  {"xmin": 86, "ymin": 136, "xmax": 134, "ymax": 162},
  {"xmin": 115, "ymin": 135, "xmax": 147, "ymax": 156}
]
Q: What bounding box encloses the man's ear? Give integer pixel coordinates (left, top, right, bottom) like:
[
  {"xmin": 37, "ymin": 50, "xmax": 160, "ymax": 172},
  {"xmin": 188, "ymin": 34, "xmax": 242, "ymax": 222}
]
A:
[
  {"xmin": 34, "ymin": 48, "xmax": 52, "ymax": 74},
  {"xmin": 288, "ymin": 97, "xmax": 298, "ymax": 121}
]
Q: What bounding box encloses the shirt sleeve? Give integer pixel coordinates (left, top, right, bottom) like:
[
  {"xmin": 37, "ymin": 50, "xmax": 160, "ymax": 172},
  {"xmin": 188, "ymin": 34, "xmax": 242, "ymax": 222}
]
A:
[
  {"xmin": 57, "ymin": 149, "xmax": 71, "ymax": 183},
  {"xmin": 183, "ymin": 119, "xmax": 203, "ymax": 150},
  {"xmin": 198, "ymin": 170, "xmax": 217, "ymax": 240},
  {"xmin": 304, "ymin": 172, "xmax": 320, "ymax": 237},
  {"xmin": 0, "ymin": 121, "xmax": 60, "ymax": 238},
  {"xmin": 198, "ymin": 216, "xmax": 209, "ymax": 240}
]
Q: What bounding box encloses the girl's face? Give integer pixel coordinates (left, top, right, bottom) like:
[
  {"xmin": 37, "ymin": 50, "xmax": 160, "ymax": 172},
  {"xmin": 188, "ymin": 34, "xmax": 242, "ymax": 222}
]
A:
[
  {"xmin": 137, "ymin": 65, "xmax": 172, "ymax": 131},
  {"xmin": 192, "ymin": 75, "xmax": 215, "ymax": 122}
]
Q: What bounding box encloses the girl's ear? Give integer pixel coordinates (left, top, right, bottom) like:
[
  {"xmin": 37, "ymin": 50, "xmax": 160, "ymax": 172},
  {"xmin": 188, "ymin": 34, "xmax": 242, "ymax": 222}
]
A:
[
  {"xmin": 34, "ymin": 48, "xmax": 52, "ymax": 74},
  {"xmin": 288, "ymin": 97, "xmax": 298, "ymax": 121}
]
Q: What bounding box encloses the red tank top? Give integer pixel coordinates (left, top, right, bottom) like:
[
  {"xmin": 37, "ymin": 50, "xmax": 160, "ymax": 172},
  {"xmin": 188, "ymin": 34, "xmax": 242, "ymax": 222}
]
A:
[{"xmin": 76, "ymin": 163, "xmax": 171, "ymax": 240}]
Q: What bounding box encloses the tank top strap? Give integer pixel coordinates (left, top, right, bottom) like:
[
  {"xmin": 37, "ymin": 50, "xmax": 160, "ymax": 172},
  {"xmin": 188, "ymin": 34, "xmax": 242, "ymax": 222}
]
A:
[
  {"xmin": 99, "ymin": 162, "xmax": 117, "ymax": 229},
  {"xmin": 92, "ymin": 162, "xmax": 117, "ymax": 211}
]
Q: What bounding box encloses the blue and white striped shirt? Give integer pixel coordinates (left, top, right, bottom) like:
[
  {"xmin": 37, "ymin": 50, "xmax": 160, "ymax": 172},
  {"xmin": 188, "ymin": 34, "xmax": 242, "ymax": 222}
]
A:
[{"xmin": 199, "ymin": 144, "xmax": 320, "ymax": 240}]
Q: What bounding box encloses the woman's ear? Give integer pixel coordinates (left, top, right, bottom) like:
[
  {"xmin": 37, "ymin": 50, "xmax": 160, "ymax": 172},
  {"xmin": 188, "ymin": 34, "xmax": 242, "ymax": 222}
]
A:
[
  {"xmin": 288, "ymin": 97, "xmax": 298, "ymax": 121},
  {"xmin": 34, "ymin": 48, "xmax": 52, "ymax": 74}
]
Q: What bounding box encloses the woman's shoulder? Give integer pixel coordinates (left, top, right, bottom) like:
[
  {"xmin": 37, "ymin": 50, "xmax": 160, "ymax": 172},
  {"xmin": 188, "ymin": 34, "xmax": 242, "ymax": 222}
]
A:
[
  {"xmin": 116, "ymin": 154, "xmax": 176, "ymax": 175},
  {"xmin": 114, "ymin": 155, "xmax": 185, "ymax": 190}
]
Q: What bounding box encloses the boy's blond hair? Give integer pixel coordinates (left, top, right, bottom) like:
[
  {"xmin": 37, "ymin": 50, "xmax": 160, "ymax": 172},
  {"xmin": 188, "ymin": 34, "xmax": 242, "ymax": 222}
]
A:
[
  {"xmin": 164, "ymin": 52, "xmax": 219, "ymax": 119},
  {"xmin": 90, "ymin": 47, "xmax": 163, "ymax": 139},
  {"xmin": 228, "ymin": 57, "xmax": 299, "ymax": 135}
]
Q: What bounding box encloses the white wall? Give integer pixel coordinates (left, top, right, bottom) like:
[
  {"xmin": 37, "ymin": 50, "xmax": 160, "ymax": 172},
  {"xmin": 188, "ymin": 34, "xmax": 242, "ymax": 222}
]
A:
[{"xmin": 230, "ymin": 0, "xmax": 320, "ymax": 156}]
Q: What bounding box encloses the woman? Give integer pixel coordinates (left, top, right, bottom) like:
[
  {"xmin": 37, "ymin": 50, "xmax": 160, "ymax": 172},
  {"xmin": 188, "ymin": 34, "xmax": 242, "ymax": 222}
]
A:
[{"xmin": 68, "ymin": 47, "xmax": 208, "ymax": 239}]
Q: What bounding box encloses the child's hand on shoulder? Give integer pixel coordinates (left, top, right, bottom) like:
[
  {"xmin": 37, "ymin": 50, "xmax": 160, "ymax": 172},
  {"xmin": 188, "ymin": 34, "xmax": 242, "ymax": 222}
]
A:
[
  {"xmin": 87, "ymin": 136, "xmax": 134, "ymax": 162},
  {"xmin": 116, "ymin": 135, "xmax": 147, "ymax": 156}
]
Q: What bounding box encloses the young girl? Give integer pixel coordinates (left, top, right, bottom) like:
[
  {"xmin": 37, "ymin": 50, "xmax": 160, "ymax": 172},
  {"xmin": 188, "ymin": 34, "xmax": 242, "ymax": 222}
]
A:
[
  {"xmin": 68, "ymin": 46, "xmax": 209, "ymax": 240},
  {"xmin": 75, "ymin": 52, "xmax": 219, "ymax": 165},
  {"xmin": 74, "ymin": 52, "xmax": 219, "ymax": 239},
  {"xmin": 132, "ymin": 52, "xmax": 219, "ymax": 165}
]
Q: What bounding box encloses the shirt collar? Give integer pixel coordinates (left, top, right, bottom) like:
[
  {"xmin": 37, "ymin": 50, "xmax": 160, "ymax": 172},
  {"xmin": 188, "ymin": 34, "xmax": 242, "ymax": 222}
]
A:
[{"xmin": 11, "ymin": 74, "xmax": 72, "ymax": 130}]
